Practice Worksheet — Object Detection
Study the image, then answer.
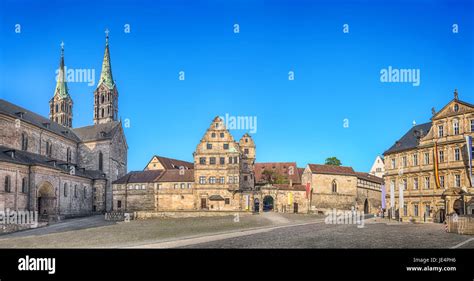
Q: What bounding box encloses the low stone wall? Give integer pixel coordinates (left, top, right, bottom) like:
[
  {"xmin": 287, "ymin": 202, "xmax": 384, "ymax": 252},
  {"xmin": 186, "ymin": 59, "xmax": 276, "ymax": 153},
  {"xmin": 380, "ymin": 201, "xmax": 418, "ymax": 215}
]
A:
[
  {"xmin": 133, "ymin": 210, "xmax": 253, "ymax": 219},
  {"xmin": 446, "ymin": 215, "xmax": 474, "ymax": 235}
]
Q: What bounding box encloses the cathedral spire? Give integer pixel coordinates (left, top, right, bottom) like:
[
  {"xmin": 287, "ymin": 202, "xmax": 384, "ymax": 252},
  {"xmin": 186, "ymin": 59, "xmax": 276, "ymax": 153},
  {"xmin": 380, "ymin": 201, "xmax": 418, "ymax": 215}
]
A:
[
  {"xmin": 54, "ymin": 41, "xmax": 70, "ymax": 99},
  {"xmin": 93, "ymin": 29, "xmax": 119, "ymax": 125},
  {"xmin": 50, "ymin": 41, "xmax": 73, "ymax": 128},
  {"xmin": 98, "ymin": 29, "xmax": 115, "ymax": 90}
]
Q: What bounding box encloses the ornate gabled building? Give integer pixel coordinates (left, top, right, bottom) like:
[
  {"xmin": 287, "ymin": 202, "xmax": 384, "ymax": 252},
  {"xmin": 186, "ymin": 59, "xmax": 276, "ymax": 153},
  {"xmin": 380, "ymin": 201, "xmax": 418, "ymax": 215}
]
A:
[
  {"xmin": 0, "ymin": 33, "xmax": 127, "ymax": 222},
  {"xmin": 383, "ymin": 90, "xmax": 474, "ymax": 223}
]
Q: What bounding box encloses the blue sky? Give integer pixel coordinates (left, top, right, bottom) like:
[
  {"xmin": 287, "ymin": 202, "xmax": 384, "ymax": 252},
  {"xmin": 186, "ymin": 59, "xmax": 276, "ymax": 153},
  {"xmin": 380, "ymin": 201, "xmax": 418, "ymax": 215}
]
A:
[{"xmin": 1, "ymin": 0, "xmax": 473, "ymax": 172}]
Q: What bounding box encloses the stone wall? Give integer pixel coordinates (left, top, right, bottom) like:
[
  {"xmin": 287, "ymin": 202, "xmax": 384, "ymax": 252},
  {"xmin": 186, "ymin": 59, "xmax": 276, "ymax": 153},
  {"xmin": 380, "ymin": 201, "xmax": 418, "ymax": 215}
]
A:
[{"xmin": 0, "ymin": 115, "xmax": 78, "ymax": 164}]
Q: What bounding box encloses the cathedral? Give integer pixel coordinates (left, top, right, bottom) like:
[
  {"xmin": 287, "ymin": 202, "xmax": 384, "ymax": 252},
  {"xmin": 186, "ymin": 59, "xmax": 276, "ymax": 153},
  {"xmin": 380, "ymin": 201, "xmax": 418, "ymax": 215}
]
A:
[{"xmin": 0, "ymin": 33, "xmax": 127, "ymax": 221}]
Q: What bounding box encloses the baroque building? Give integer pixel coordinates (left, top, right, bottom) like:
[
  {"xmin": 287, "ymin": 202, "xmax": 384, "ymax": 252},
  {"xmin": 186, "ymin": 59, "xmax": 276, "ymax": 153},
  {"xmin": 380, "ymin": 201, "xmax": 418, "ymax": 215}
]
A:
[
  {"xmin": 383, "ymin": 90, "xmax": 474, "ymax": 223},
  {"xmin": 0, "ymin": 34, "xmax": 127, "ymax": 221}
]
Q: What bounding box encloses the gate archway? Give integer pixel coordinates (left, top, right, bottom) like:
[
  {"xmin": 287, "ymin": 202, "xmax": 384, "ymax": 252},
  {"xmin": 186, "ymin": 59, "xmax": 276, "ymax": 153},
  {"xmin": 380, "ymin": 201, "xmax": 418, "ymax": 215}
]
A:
[
  {"xmin": 453, "ymin": 199, "xmax": 464, "ymax": 215},
  {"xmin": 37, "ymin": 181, "xmax": 56, "ymax": 217},
  {"xmin": 364, "ymin": 199, "xmax": 369, "ymax": 214},
  {"xmin": 263, "ymin": 196, "xmax": 274, "ymax": 212}
]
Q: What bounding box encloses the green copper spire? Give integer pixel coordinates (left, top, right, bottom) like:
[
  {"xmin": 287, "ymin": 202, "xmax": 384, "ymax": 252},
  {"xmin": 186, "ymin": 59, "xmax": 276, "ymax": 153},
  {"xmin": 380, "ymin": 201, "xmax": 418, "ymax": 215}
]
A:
[
  {"xmin": 54, "ymin": 41, "xmax": 70, "ymax": 99},
  {"xmin": 98, "ymin": 29, "xmax": 115, "ymax": 89}
]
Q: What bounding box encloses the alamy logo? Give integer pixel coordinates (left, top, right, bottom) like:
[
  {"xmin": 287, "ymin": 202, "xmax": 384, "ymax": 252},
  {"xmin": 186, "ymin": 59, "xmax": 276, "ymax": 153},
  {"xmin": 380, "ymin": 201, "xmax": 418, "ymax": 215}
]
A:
[
  {"xmin": 18, "ymin": 256, "xmax": 56, "ymax": 275},
  {"xmin": 0, "ymin": 209, "xmax": 38, "ymax": 228},
  {"xmin": 56, "ymin": 66, "xmax": 95, "ymax": 86},
  {"xmin": 220, "ymin": 113, "xmax": 257, "ymax": 134},
  {"xmin": 380, "ymin": 66, "xmax": 420, "ymax": 87},
  {"xmin": 324, "ymin": 207, "xmax": 365, "ymax": 228}
]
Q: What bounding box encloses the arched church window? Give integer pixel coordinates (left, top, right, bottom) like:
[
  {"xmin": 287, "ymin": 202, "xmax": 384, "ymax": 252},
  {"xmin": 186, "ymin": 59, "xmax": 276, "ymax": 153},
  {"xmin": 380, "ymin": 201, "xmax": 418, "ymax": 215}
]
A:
[
  {"xmin": 99, "ymin": 151, "xmax": 103, "ymax": 171},
  {"xmin": 101, "ymin": 95, "xmax": 105, "ymax": 103},
  {"xmin": 21, "ymin": 132, "xmax": 28, "ymax": 151},
  {"xmin": 332, "ymin": 180, "xmax": 337, "ymax": 193},
  {"xmin": 4, "ymin": 176, "xmax": 11, "ymax": 193},
  {"xmin": 22, "ymin": 177, "xmax": 28, "ymax": 193}
]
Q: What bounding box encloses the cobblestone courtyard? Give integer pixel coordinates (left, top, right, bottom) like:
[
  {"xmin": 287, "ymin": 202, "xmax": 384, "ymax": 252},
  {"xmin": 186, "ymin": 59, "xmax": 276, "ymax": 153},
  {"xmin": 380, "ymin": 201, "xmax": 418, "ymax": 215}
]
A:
[{"xmin": 0, "ymin": 213, "xmax": 472, "ymax": 248}]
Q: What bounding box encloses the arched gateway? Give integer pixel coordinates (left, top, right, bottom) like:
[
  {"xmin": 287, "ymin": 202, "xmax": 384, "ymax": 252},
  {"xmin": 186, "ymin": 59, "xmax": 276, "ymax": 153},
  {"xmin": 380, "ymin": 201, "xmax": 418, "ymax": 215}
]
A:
[{"xmin": 37, "ymin": 181, "xmax": 57, "ymax": 218}]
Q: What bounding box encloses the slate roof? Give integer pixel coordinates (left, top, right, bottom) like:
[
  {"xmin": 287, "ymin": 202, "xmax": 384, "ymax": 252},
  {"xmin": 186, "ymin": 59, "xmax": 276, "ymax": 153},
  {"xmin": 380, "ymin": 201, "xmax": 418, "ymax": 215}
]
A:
[
  {"xmin": 307, "ymin": 164, "xmax": 356, "ymax": 176},
  {"xmin": 155, "ymin": 169, "xmax": 194, "ymax": 182},
  {"xmin": 355, "ymin": 172, "xmax": 384, "ymax": 184},
  {"xmin": 0, "ymin": 99, "xmax": 80, "ymax": 142},
  {"xmin": 254, "ymin": 162, "xmax": 302, "ymax": 184},
  {"xmin": 148, "ymin": 155, "xmax": 194, "ymax": 170},
  {"xmin": 113, "ymin": 170, "xmax": 164, "ymax": 184},
  {"xmin": 383, "ymin": 122, "xmax": 432, "ymax": 155},
  {"xmin": 0, "ymin": 146, "xmax": 106, "ymax": 180},
  {"xmin": 73, "ymin": 121, "xmax": 121, "ymax": 142}
]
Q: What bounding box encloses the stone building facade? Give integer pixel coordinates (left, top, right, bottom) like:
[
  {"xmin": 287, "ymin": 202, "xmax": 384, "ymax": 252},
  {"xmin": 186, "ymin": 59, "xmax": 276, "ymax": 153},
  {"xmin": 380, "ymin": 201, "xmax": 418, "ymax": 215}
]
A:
[
  {"xmin": 0, "ymin": 34, "xmax": 127, "ymax": 220},
  {"xmin": 383, "ymin": 91, "xmax": 474, "ymax": 223},
  {"xmin": 301, "ymin": 164, "xmax": 382, "ymax": 214}
]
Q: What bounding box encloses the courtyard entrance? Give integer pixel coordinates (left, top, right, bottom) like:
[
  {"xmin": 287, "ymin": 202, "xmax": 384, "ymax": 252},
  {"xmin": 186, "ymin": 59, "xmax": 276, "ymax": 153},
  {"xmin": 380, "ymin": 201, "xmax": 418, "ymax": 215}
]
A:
[
  {"xmin": 37, "ymin": 181, "xmax": 57, "ymax": 220},
  {"xmin": 263, "ymin": 196, "xmax": 274, "ymax": 212}
]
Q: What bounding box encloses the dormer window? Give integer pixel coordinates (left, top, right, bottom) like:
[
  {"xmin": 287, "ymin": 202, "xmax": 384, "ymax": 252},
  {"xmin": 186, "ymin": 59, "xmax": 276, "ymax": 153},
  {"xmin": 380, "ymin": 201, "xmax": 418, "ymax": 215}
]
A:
[
  {"xmin": 42, "ymin": 122, "xmax": 50, "ymax": 129},
  {"xmin": 15, "ymin": 112, "xmax": 25, "ymax": 118},
  {"xmin": 211, "ymin": 133, "xmax": 216, "ymax": 138},
  {"xmin": 100, "ymin": 131, "xmax": 107, "ymax": 137},
  {"xmin": 438, "ymin": 125, "xmax": 444, "ymax": 137}
]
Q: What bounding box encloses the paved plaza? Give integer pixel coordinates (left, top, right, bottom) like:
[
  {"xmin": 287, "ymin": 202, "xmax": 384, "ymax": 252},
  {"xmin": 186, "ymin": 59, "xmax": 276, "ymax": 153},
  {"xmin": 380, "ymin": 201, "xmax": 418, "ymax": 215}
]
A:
[{"xmin": 0, "ymin": 213, "xmax": 472, "ymax": 249}]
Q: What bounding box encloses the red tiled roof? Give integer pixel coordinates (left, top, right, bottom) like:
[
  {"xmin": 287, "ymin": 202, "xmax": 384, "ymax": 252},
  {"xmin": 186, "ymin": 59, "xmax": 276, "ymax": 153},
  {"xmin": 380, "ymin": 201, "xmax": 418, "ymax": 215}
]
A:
[
  {"xmin": 146, "ymin": 155, "xmax": 194, "ymax": 170},
  {"xmin": 307, "ymin": 164, "xmax": 355, "ymax": 176},
  {"xmin": 254, "ymin": 162, "xmax": 302, "ymax": 184}
]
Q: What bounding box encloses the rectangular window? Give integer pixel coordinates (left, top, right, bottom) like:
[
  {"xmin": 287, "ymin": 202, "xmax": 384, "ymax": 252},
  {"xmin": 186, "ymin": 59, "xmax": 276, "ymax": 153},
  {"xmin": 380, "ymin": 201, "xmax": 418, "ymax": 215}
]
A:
[
  {"xmin": 425, "ymin": 205, "xmax": 430, "ymax": 217},
  {"xmin": 220, "ymin": 157, "xmax": 225, "ymax": 165},
  {"xmin": 424, "ymin": 177, "xmax": 430, "ymax": 189},
  {"xmin": 228, "ymin": 157, "xmax": 233, "ymax": 164},
  {"xmin": 403, "ymin": 204, "xmax": 407, "ymax": 216},
  {"xmin": 471, "ymin": 120, "xmax": 474, "ymax": 132},
  {"xmin": 234, "ymin": 157, "xmax": 238, "ymax": 164},
  {"xmin": 199, "ymin": 176, "xmax": 206, "ymax": 184},
  {"xmin": 439, "ymin": 151, "xmax": 444, "ymax": 162},
  {"xmin": 438, "ymin": 125, "xmax": 444, "ymax": 137},
  {"xmin": 187, "ymin": 183, "xmax": 191, "ymax": 189},
  {"xmin": 229, "ymin": 177, "xmax": 234, "ymax": 184},
  {"xmin": 424, "ymin": 153, "xmax": 429, "ymax": 165},
  {"xmin": 209, "ymin": 177, "xmax": 216, "ymax": 184},
  {"xmin": 414, "ymin": 204, "xmax": 419, "ymax": 217},
  {"xmin": 391, "ymin": 159, "xmax": 396, "ymax": 169},
  {"xmin": 454, "ymin": 148, "xmax": 460, "ymax": 161},
  {"xmin": 402, "ymin": 156, "xmax": 407, "ymax": 167},
  {"xmin": 244, "ymin": 176, "xmax": 248, "ymax": 181},
  {"xmin": 413, "ymin": 154, "xmax": 418, "ymax": 166},
  {"xmin": 199, "ymin": 157, "xmax": 206, "ymax": 165},
  {"xmin": 413, "ymin": 178, "xmax": 418, "ymax": 190},
  {"xmin": 210, "ymin": 157, "xmax": 216, "ymax": 165},
  {"xmin": 223, "ymin": 143, "xmax": 229, "ymax": 149},
  {"xmin": 234, "ymin": 176, "xmax": 238, "ymax": 184},
  {"xmin": 174, "ymin": 184, "xmax": 178, "ymax": 189},
  {"xmin": 180, "ymin": 183, "xmax": 185, "ymax": 189},
  {"xmin": 207, "ymin": 143, "xmax": 212, "ymax": 149},
  {"xmin": 225, "ymin": 198, "xmax": 230, "ymax": 205},
  {"xmin": 244, "ymin": 148, "xmax": 249, "ymax": 155},
  {"xmin": 453, "ymin": 122, "xmax": 459, "ymax": 135},
  {"xmin": 220, "ymin": 177, "xmax": 225, "ymax": 184},
  {"xmin": 117, "ymin": 200, "xmax": 122, "ymax": 209},
  {"xmin": 403, "ymin": 179, "xmax": 407, "ymax": 190},
  {"xmin": 440, "ymin": 176, "xmax": 445, "ymax": 188},
  {"xmin": 455, "ymin": 175, "xmax": 461, "ymax": 187}
]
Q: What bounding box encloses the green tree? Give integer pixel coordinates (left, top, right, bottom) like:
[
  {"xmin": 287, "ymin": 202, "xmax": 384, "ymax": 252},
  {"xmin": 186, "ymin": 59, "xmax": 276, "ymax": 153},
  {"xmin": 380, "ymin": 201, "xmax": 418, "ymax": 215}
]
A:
[{"xmin": 325, "ymin": 157, "xmax": 342, "ymax": 166}]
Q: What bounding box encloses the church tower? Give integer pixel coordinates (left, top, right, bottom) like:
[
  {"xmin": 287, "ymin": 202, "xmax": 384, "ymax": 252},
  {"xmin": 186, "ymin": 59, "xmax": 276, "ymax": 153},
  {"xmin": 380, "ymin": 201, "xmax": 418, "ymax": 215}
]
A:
[
  {"xmin": 239, "ymin": 133, "xmax": 256, "ymax": 190},
  {"xmin": 49, "ymin": 42, "xmax": 73, "ymax": 127},
  {"xmin": 94, "ymin": 30, "xmax": 118, "ymax": 124}
]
